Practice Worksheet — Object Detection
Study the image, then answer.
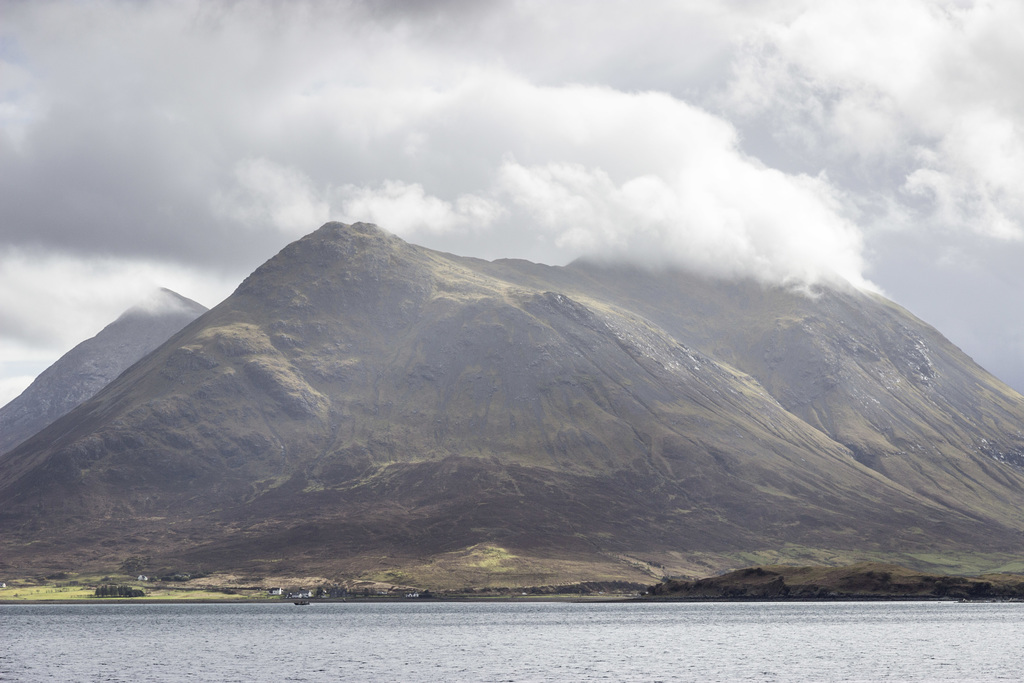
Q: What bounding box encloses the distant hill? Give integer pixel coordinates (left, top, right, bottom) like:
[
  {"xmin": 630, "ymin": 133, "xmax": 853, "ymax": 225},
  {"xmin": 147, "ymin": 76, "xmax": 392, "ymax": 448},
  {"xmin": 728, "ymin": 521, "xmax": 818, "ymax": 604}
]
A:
[
  {"xmin": 0, "ymin": 289, "xmax": 207, "ymax": 454},
  {"xmin": 648, "ymin": 563, "xmax": 1024, "ymax": 600},
  {"xmin": 3, "ymin": 223, "xmax": 1024, "ymax": 588}
]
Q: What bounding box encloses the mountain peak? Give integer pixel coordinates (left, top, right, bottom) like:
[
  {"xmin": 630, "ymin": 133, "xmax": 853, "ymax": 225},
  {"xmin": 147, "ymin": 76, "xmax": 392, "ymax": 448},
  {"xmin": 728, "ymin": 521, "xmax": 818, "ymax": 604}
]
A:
[
  {"xmin": 317, "ymin": 220, "xmax": 389, "ymax": 237},
  {"xmin": 116, "ymin": 287, "xmax": 207, "ymax": 322},
  {"xmin": 0, "ymin": 288, "xmax": 208, "ymax": 455},
  {"xmin": 303, "ymin": 221, "xmax": 406, "ymax": 252}
]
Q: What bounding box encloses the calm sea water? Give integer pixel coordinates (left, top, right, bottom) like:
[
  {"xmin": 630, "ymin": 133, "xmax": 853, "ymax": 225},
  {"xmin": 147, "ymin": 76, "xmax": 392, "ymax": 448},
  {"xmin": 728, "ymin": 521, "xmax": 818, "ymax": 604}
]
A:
[{"xmin": 1, "ymin": 600, "xmax": 1022, "ymax": 681}]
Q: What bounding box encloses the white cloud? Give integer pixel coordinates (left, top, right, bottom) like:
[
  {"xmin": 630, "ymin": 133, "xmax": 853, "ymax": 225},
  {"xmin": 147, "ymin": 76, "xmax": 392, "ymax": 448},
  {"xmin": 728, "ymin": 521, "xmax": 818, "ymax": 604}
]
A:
[
  {"xmin": 0, "ymin": 57, "xmax": 42, "ymax": 153},
  {"xmin": 3, "ymin": 0, "xmax": 874, "ymax": 289},
  {"xmin": 498, "ymin": 159, "xmax": 868, "ymax": 289},
  {"xmin": 213, "ymin": 158, "xmax": 331, "ymax": 236},
  {"xmin": 0, "ymin": 372, "xmax": 37, "ymax": 409},
  {"xmin": 725, "ymin": 0, "xmax": 1024, "ymax": 240},
  {"xmin": 337, "ymin": 180, "xmax": 505, "ymax": 237},
  {"xmin": 198, "ymin": 68, "xmax": 871, "ymax": 288},
  {"xmin": 8, "ymin": 0, "xmax": 1024, "ymax": 392},
  {"xmin": 0, "ymin": 247, "xmax": 232, "ymax": 380}
]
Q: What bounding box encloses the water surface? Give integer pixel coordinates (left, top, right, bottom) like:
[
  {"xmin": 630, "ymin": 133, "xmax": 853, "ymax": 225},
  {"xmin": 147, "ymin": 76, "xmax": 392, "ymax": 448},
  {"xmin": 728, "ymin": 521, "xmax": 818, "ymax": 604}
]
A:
[{"xmin": 1, "ymin": 600, "xmax": 1021, "ymax": 681}]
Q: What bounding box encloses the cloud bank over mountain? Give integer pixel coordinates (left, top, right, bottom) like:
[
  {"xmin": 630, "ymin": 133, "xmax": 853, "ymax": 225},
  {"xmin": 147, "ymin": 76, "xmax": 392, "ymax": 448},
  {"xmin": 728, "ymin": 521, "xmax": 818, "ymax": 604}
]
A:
[{"xmin": 3, "ymin": 0, "xmax": 1024, "ymax": 401}]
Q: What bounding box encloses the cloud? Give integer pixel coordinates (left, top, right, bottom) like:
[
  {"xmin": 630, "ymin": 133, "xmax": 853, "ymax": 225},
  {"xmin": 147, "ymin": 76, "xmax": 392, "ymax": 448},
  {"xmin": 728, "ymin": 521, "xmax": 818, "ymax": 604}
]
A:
[
  {"xmin": 5, "ymin": 0, "xmax": 1024, "ymax": 395},
  {"xmin": 0, "ymin": 246, "xmax": 231, "ymax": 352},
  {"xmin": 497, "ymin": 158, "xmax": 867, "ymax": 289},
  {"xmin": 0, "ymin": 56, "xmax": 41, "ymax": 152},
  {"xmin": 0, "ymin": 371, "xmax": 38, "ymax": 410},
  {"xmin": 1, "ymin": 0, "xmax": 870, "ymax": 288},
  {"xmin": 724, "ymin": 0, "xmax": 1024, "ymax": 240},
  {"xmin": 315, "ymin": 75, "xmax": 869, "ymax": 287},
  {"xmin": 0, "ymin": 245, "xmax": 231, "ymax": 406},
  {"xmin": 337, "ymin": 180, "xmax": 505, "ymax": 236},
  {"xmin": 213, "ymin": 158, "xmax": 331, "ymax": 236},
  {"xmin": 182, "ymin": 52, "xmax": 872, "ymax": 288}
]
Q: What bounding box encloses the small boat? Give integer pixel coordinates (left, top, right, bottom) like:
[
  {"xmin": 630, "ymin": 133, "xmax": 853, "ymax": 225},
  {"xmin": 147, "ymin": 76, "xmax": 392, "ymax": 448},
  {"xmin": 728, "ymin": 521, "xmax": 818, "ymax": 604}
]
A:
[{"xmin": 294, "ymin": 600, "xmax": 310, "ymax": 605}]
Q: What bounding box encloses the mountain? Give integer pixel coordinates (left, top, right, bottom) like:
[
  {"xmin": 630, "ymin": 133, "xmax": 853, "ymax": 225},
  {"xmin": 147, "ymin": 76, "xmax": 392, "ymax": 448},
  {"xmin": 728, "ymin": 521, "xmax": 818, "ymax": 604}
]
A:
[
  {"xmin": 3, "ymin": 222, "xmax": 1024, "ymax": 588},
  {"xmin": 0, "ymin": 289, "xmax": 207, "ymax": 455}
]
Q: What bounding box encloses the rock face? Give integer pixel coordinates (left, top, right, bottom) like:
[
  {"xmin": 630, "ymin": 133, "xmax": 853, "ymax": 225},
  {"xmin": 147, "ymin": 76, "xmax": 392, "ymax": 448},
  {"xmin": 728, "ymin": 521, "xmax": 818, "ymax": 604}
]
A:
[
  {"xmin": 3, "ymin": 222, "xmax": 1024, "ymax": 586},
  {"xmin": 0, "ymin": 289, "xmax": 207, "ymax": 455}
]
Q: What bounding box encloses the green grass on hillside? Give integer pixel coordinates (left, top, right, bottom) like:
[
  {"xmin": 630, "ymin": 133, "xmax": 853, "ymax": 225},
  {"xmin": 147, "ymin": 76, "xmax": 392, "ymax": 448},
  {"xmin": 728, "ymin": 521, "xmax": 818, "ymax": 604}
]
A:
[{"xmin": 0, "ymin": 574, "xmax": 266, "ymax": 602}]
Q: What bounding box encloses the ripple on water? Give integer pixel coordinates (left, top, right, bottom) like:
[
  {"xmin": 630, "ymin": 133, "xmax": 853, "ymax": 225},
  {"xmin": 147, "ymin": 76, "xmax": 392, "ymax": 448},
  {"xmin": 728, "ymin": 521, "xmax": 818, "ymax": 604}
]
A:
[{"xmin": 1, "ymin": 601, "xmax": 1023, "ymax": 682}]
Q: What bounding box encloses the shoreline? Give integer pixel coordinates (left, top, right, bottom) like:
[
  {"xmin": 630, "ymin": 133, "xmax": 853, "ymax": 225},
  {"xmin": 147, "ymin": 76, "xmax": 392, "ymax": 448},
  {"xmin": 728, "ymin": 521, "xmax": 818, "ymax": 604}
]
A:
[{"xmin": 5, "ymin": 594, "xmax": 1022, "ymax": 605}]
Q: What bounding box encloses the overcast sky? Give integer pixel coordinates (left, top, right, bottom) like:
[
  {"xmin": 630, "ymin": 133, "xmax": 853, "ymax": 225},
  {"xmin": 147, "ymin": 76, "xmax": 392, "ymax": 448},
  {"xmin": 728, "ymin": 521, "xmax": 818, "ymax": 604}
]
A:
[{"xmin": 3, "ymin": 0, "xmax": 1024, "ymax": 405}]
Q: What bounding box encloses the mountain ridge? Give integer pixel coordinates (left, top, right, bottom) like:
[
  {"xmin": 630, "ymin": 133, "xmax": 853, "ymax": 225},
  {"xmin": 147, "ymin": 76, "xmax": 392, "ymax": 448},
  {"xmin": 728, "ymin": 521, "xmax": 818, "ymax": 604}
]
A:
[{"xmin": 3, "ymin": 222, "xmax": 1024, "ymax": 586}]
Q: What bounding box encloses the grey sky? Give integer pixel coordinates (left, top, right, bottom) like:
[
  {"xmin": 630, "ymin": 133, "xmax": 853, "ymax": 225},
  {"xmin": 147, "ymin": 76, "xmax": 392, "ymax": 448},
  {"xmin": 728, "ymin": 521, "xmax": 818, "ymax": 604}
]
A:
[{"xmin": 3, "ymin": 0, "xmax": 1024, "ymax": 403}]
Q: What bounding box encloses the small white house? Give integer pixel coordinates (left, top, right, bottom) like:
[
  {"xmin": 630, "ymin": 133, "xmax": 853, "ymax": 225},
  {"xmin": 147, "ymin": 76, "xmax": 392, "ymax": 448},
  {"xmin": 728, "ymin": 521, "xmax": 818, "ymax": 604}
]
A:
[{"xmin": 268, "ymin": 587, "xmax": 283, "ymax": 596}]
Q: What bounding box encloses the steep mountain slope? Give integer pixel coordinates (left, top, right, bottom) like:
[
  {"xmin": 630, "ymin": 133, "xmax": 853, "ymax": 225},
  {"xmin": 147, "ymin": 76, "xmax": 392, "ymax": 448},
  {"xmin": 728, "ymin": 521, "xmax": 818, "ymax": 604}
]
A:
[
  {"xmin": 489, "ymin": 262, "xmax": 1024, "ymax": 527},
  {"xmin": 0, "ymin": 289, "xmax": 207, "ymax": 455},
  {"xmin": 3, "ymin": 223, "xmax": 1024, "ymax": 586}
]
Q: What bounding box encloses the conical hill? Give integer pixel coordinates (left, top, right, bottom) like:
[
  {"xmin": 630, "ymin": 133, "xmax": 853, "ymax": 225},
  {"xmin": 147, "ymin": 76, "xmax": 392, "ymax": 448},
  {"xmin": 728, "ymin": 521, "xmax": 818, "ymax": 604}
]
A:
[{"xmin": 3, "ymin": 222, "xmax": 1024, "ymax": 586}]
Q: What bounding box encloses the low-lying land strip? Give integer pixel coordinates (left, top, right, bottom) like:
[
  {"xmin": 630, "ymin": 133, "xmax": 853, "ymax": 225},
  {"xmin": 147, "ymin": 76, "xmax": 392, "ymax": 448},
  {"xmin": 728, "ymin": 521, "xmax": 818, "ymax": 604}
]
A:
[
  {"xmin": 6, "ymin": 563, "xmax": 1024, "ymax": 602},
  {"xmin": 647, "ymin": 562, "xmax": 1024, "ymax": 600},
  {"xmin": 0, "ymin": 572, "xmax": 643, "ymax": 602}
]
